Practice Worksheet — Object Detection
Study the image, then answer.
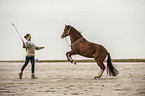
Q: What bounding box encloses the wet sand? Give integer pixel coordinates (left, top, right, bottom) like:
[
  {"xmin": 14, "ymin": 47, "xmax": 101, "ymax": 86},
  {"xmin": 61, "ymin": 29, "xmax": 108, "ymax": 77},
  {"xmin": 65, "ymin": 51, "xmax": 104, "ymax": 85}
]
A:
[{"xmin": 0, "ymin": 62, "xmax": 145, "ymax": 96}]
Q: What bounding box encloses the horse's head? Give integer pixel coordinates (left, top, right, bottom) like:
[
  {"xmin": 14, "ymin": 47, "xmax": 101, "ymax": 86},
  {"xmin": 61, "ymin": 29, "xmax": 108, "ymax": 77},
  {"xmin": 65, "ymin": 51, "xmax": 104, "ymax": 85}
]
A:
[{"xmin": 61, "ymin": 25, "xmax": 71, "ymax": 39}]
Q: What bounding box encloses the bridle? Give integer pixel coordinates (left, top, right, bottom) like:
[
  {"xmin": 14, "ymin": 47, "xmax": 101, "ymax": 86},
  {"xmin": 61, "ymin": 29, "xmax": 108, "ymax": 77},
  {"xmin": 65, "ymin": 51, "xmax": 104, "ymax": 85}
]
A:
[
  {"xmin": 65, "ymin": 26, "xmax": 83, "ymax": 47},
  {"xmin": 64, "ymin": 27, "xmax": 72, "ymax": 47},
  {"xmin": 67, "ymin": 27, "xmax": 71, "ymax": 35}
]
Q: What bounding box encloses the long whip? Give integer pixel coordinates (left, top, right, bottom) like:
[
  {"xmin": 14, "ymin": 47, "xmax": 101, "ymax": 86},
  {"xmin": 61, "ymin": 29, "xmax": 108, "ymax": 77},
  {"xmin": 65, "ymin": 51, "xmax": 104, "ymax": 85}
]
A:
[{"xmin": 12, "ymin": 23, "xmax": 23, "ymax": 41}]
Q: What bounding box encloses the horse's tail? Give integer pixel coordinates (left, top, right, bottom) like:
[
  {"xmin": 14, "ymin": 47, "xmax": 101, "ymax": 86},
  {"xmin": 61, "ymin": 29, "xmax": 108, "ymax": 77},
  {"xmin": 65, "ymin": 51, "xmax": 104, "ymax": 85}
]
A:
[{"xmin": 107, "ymin": 52, "xmax": 119, "ymax": 76}]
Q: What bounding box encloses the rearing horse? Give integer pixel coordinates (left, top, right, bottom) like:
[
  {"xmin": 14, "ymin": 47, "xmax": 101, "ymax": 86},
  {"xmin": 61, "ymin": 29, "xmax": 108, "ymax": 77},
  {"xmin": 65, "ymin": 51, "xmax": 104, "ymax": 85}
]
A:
[{"xmin": 61, "ymin": 25, "xmax": 119, "ymax": 79}]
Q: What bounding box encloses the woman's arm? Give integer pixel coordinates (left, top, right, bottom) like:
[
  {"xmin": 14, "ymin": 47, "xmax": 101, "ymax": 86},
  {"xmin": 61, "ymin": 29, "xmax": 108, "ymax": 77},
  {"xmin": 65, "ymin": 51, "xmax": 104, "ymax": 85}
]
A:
[
  {"xmin": 22, "ymin": 40, "xmax": 26, "ymax": 48},
  {"xmin": 35, "ymin": 46, "xmax": 44, "ymax": 50},
  {"xmin": 22, "ymin": 40, "xmax": 29, "ymax": 48}
]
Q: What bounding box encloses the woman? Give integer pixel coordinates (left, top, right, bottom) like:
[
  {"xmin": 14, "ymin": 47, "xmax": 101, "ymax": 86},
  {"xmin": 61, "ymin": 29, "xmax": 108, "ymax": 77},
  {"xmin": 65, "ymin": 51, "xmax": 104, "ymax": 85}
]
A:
[{"xmin": 19, "ymin": 34, "xmax": 44, "ymax": 79}]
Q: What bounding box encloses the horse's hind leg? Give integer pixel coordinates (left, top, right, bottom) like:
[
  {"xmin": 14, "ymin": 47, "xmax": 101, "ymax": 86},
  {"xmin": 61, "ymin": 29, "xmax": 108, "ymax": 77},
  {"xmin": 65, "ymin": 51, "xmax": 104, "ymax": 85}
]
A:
[{"xmin": 94, "ymin": 59, "xmax": 106, "ymax": 79}]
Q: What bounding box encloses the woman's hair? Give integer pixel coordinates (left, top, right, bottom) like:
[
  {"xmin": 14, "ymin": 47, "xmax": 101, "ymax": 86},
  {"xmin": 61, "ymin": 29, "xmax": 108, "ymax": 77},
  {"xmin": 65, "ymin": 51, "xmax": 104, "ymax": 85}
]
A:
[{"xmin": 24, "ymin": 34, "xmax": 30, "ymax": 39}]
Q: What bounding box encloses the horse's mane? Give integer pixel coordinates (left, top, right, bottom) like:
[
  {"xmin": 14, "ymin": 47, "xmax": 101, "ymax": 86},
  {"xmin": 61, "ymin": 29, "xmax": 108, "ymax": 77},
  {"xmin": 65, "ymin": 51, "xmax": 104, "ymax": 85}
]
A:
[{"xmin": 67, "ymin": 25, "xmax": 83, "ymax": 37}]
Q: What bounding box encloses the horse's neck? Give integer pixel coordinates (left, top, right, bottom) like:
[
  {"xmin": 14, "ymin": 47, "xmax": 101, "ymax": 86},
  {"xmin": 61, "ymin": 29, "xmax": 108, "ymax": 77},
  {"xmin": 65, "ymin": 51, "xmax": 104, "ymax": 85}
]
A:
[{"xmin": 70, "ymin": 30, "xmax": 82, "ymax": 44}]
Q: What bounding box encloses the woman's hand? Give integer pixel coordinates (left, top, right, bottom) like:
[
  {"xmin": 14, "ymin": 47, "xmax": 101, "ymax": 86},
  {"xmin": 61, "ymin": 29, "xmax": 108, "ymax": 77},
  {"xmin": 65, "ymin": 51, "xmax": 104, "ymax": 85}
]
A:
[{"xmin": 41, "ymin": 46, "xmax": 45, "ymax": 49}]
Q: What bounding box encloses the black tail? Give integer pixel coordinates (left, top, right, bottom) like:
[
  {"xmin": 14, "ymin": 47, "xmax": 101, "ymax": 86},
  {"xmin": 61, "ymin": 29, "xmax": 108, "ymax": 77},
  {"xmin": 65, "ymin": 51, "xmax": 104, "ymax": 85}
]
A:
[{"xmin": 107, "ymin": 52, "xmax": 119, "ymax": 76}]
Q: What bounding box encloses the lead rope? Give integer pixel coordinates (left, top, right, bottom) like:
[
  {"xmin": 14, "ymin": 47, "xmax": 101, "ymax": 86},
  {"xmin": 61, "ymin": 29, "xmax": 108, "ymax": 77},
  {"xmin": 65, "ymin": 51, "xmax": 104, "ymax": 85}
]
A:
[{"xmin": 65, "ymin": 37, "xmax": 71, "ymax": 47}]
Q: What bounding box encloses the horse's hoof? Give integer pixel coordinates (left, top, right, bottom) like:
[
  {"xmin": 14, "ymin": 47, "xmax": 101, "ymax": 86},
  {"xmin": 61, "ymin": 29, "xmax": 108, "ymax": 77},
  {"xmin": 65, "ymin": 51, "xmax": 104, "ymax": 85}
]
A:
[
  {"xmin": 94, "ymin": 76, "xmax": 101, "ymax": 79},
  {"xmin": 73, "ymin": 61, "xmax": 76, "ymax": 65},
  {"xmin": 70, "ymin": 60, "xmax": 73, "ymax": 63}
]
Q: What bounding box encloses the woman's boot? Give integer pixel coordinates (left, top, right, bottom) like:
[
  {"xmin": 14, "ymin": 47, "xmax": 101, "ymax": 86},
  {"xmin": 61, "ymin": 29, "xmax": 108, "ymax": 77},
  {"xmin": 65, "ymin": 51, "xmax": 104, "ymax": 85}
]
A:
[
  {"xmin": 31, "ymin": 74, "xmax": 37, "ymax": 79},
  {"xmin": 19, "ymin": 71, "xmax": 23, "ymax": 79}
]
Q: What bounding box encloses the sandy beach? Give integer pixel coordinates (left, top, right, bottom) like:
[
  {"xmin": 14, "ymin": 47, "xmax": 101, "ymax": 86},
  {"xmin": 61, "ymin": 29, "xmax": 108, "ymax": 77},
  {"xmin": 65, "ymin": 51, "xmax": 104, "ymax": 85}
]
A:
[{"xmin": 0, "ymin": 62, "xmax": 145, "ymax": 96}]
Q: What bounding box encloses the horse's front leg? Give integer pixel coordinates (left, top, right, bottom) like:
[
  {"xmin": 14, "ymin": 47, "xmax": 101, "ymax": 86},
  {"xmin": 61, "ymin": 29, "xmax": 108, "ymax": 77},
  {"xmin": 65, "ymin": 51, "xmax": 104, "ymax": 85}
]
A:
[{"xmin": 66, "ymin": 51, "xmax": 77, "ymax": 65}]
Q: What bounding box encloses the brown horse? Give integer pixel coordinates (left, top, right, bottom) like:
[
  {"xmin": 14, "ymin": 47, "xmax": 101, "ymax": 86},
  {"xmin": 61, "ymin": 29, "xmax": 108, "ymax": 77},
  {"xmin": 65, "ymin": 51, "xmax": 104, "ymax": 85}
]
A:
[{"xmin": 61, "ymin": 25, "xmax": 119, "ymax": 79}]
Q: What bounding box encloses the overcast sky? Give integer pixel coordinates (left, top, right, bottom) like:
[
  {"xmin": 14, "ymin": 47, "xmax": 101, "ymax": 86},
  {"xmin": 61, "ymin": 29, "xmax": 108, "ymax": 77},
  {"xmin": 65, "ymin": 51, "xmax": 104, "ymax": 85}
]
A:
[{"xmin": 0, "ymin": 0, "xmax": 145, "ymax": 60}]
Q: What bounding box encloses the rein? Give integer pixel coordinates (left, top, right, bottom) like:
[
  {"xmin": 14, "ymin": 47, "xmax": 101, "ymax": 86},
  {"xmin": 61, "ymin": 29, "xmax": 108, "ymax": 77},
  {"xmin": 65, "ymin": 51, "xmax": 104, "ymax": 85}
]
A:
[
  {"xmin": 65, "ymin": 37, "xmax": 71, "ymax": 47},
  {"xmin": 65, "ymin": 37, "xmax": 83, "ymax": 47},
  {"xmin": 71, "ymin": 37, "xmax": 83, "ymax": 46}
]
